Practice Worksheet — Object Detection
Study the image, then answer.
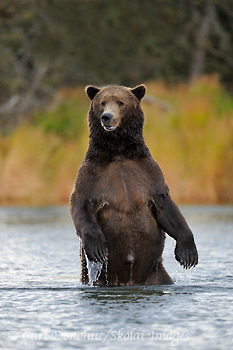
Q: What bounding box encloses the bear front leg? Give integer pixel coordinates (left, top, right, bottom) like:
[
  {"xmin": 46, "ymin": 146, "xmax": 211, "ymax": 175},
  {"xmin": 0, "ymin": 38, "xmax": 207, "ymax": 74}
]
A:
[
  {"xmin": 153, "ymin": 191, "xmax": 198, "ymax": 269},
  {"xmin": 71, "ymin": 197, "xmax": 108, "ymax": 263}
]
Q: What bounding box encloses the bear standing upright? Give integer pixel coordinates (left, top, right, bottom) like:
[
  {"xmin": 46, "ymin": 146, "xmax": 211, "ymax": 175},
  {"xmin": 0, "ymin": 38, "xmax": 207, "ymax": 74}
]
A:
[{"xmin": 70, "ymin": 84, "xmax": 198, "ymax": 286}]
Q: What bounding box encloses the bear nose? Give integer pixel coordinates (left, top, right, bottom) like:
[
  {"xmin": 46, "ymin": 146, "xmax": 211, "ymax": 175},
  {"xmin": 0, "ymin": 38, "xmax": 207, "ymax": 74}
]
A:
[{"xmin": 101, "ymin": 113, "xmax": 113, "ymax": 125}]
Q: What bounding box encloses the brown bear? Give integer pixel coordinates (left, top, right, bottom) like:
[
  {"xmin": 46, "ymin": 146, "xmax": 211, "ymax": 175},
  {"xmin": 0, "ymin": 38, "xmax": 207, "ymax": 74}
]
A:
[{"xmin": 70, "ymin": 84, "xmax": 198, "ymax": 286}]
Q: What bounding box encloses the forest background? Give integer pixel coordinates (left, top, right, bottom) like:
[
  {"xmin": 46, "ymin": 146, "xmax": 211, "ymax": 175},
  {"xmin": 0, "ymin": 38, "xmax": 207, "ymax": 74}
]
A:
[{"xmin": 0, "ymin": 0, "xmax": 232, "ymax": 206}]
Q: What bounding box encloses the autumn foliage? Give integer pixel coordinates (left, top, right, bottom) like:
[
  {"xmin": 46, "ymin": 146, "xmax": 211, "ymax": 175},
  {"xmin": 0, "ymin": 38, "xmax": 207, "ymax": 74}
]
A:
[{"xmin": 0, "ymin": 77, "xmax": 232, "ymax": 205}]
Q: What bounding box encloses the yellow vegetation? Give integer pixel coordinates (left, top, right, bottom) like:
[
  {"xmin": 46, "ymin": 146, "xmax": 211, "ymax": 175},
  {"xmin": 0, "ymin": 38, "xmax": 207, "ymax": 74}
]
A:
[{"xmin": 0, "ymin": 77, "xmax": 232, "ymax": 206}]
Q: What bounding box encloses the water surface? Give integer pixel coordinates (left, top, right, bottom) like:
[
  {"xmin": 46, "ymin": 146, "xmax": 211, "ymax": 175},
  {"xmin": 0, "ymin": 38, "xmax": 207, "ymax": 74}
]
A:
[{"xmin": 0, "ymin": 205, "xmax": 233, "ymax": 349}]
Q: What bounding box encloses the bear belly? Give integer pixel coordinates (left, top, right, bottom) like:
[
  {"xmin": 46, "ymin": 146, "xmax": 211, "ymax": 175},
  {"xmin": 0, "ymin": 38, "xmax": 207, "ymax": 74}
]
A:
[{"xmin": 97, "ymin": 206, "xmax": 165, "ymax": 286}]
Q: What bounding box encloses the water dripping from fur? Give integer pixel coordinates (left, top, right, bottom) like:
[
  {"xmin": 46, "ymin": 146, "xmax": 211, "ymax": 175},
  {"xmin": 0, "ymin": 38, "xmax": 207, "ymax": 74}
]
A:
[{"xmin": 84, "ymin": 253, "xmax": 108, "ymax": 286}]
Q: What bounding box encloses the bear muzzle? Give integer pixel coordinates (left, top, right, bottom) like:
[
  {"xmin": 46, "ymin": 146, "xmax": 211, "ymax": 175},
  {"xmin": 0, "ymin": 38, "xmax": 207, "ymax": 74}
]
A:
[{"xmin": 101, "ymin": 113, "xmax": 118, "ymax": 131}]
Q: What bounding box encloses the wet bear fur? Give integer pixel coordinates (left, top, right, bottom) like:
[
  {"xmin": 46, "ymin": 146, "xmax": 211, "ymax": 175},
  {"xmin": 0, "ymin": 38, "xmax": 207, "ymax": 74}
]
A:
[{"xmin": 70, "ymin": 84, "xmax": 198, "ymax": 286}]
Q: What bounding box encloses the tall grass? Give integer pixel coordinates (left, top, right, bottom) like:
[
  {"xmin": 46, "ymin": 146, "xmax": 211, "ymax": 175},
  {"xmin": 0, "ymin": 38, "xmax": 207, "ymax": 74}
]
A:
[{"xmin": 0, "ymin": 77, "xmax": 232, "ymax": 205}]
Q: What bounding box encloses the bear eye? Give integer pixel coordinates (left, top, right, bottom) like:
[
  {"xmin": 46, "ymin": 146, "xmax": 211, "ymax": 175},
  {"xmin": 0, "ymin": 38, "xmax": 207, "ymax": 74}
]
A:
[
  {"xmin": 101, "ymin": 101, "xmax": 106, "ymax": 106},
  {"xmin": 118, "ymin": 101, "xmax": 124, "ymax": 107}
]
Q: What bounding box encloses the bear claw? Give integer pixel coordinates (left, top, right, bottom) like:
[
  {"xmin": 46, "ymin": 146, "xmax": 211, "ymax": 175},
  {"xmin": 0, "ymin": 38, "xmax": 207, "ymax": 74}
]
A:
[
  {"xmin": 83, "ymin": 231, "xmax": 108, "ymax": 263},
  {"xmin": 174, "ymin": 239, "xmax": 198, "ymax": 269}
]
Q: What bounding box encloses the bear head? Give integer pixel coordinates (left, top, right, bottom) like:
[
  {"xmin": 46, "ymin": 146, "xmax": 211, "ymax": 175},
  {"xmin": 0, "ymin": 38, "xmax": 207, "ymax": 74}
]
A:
[{"xmin": 85, "ymin": 84, "xmax": 146, "ymax": 133}]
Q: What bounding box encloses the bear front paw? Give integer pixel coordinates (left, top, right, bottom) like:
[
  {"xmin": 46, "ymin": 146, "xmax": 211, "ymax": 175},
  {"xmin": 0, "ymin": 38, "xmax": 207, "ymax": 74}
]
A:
[
  {"xmin": 83, "ymin": 231, "xmax": 108, "ymax": 263},
  {"xmin": 174, "ymin": 236, "xmax": 198, "ymax": 269}
]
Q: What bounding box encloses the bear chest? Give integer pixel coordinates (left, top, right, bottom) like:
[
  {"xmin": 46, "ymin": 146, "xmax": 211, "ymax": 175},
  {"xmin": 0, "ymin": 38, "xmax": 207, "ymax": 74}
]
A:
[{"xmin": 94, "ymin": 160, "xmax": 154, "ymax": 214}]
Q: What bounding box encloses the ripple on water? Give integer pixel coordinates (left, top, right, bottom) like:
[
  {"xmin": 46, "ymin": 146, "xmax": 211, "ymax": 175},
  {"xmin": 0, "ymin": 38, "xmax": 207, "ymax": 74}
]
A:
[{"xmin": 0, "ymin": 205, "xmax": 233, "ymax": 350}]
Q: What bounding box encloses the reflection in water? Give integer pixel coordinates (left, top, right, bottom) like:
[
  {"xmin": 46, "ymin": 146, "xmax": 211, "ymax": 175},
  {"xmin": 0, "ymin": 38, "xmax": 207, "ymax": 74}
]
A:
[
  {"xmin": 79, "ymin": 286, "xmax": 167, "ymax": 304},
  {"xmin": 0, "ymin": 205, "xmax": 233, "ymax": 350}
]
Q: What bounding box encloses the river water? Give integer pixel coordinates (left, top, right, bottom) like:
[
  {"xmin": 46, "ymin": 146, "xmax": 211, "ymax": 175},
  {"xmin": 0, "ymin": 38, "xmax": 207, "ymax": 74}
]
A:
[{"xmin": 0, "ymin": 205, "xmax": 233, "ymax": 350}]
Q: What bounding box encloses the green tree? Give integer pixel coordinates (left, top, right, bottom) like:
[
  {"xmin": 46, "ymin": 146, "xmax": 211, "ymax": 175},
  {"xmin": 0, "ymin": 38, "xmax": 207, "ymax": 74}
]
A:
[{"xmin": 0, "ymin": 0, "xmax": 232, "ymax": 129}]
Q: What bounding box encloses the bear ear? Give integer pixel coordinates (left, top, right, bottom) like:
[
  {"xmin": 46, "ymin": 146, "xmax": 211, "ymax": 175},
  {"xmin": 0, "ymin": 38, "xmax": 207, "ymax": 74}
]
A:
[
  {"xmin": 131, "ymin": 84, "xmax": 146, "ymax": 101},
  {"xmin": 85, "ymin": 86, "xmax": 100, "ymax": 100}
]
